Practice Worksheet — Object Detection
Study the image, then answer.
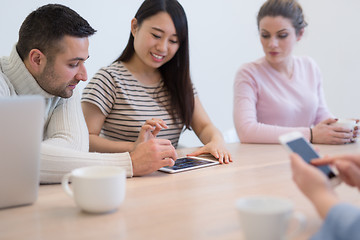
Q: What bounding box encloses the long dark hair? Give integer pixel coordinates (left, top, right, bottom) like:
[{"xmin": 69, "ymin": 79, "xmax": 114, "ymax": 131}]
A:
[{"xmin": 115, "ymin": 0, "xmax": 194, "ymax": 129}]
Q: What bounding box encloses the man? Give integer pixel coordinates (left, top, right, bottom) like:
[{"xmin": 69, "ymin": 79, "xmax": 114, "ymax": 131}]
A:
[{"xmin": 0, "ymin": 4, "xmax": 177, "ymax": 183}]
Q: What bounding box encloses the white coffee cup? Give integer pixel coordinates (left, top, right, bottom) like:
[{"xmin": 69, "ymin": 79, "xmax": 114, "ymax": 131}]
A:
[
  {"xmin": 62, "ymin": 166, "xmax": 126, "ymax": 214},
  {"xmin": 331, "ymin": 119, "xmax": 359, "ymax": 141},
  {"xmin": 236, "ymin": 196, "xmax": 306, "ymax": 240},
  {"xmin": 331, "ymin": 119, "xmax": 358, "ymax": 130}
]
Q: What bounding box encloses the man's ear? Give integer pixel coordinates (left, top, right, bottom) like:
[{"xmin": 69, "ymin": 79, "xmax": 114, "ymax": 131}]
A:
[
  {"xmin": 131, "ymin": 18, "xmax": 138, "ymax": 38},
  {"xmin": 26, "ymin": 49, "xmax": 47, "ymax": 74}
]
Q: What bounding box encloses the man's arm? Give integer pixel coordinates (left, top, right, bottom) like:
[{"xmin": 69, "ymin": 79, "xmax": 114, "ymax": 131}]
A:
[
  {"xmin": 40, "ymin": 142, "xmax": 133, "ymax": 183},
  {"xmin": 40, "ymin": 93, "xmax": 177, "ymax": 182},
  {"xmin": 40, "ymin": 136, "xmax": 178, "ymax": 183}
]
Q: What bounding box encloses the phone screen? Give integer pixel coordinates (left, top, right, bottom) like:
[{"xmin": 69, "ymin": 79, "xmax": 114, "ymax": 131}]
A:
[{"xmin": 286, "ymin": 138, "xmax": 336, "ymax": 178}]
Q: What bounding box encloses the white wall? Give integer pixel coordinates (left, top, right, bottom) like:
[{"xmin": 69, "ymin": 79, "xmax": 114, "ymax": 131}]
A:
[
  {"xmin": 295, "ymin": 1, "xmax": 360, "ymax": 118},
  {"xmin": 1, "ymin": 1, "xmax": 359, "ymax": 147}
]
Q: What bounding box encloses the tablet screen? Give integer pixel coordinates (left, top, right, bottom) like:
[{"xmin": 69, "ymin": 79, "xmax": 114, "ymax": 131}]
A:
[{"xmin": 159, "ymin": 157, "xmax": 218, "ymax": 173}]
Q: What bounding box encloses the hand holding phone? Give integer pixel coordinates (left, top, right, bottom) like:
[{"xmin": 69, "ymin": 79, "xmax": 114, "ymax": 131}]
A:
[{"xmin": 279, "ymin": 131, "xmax": 341, "ymax": 187}]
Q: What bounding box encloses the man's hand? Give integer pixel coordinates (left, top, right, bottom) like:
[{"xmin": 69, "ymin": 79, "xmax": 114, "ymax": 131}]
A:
[{"xmin": 130, "ymin": 138, "xmax": 177, "ymax": 176}]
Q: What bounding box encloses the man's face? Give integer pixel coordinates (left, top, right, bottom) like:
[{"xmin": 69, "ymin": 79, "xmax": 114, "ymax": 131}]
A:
[{"xmin": 36, "ymin": 36, "xmax": 89, "ymax": 98}]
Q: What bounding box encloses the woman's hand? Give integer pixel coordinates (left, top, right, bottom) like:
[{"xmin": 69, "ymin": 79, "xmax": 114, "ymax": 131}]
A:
[
  {"xmin": 133, "ymin": 118, "xmax": 168, "ymax": 150},
  {"xmin": 312, "ymin": 118, "xmax": 354, "ymax": 144},
  {"xmin": 187, "ymin": 139, "xmax": 232, "ymax": 164}
]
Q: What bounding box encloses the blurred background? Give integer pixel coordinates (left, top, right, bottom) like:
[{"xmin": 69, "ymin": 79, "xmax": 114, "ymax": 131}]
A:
[{"xmin": 1, "ymin": 0, "xmax": 359, "ymax": 147}]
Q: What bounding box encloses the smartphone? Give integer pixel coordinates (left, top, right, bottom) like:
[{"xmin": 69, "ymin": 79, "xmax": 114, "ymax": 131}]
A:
[
  {"xmin": 279, "ymin": 131, "xmax": 341, "ymax": 186},
  {"xmin": 158, "ymin": 156, "xmax": 219, "ymax": 174}
]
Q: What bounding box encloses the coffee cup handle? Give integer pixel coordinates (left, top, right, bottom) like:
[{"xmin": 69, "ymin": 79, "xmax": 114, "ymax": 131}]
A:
[
  {"xmin": 288, "ymin": 211, "xmax": 306, "ymax": 239},
  {"xmin": 61, "ymin": 173, "xmax": 74, "ymax": 198}
]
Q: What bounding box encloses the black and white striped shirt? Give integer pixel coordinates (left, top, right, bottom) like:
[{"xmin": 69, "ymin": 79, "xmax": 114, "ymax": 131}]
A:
[{"xmin": 82, "ymin": 61, "xmax": 194, "ymax": 148}]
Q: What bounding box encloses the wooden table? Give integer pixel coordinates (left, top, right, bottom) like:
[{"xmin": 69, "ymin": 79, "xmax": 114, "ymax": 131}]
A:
[{"xmin": 1, "ymin": 143, "xmax": 360, "ymax": 240}]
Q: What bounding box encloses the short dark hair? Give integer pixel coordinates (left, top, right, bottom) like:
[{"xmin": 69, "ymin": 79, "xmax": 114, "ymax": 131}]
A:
[
  {"xmin": 16, "ymin": 4, "xmax": 96, "ymax": 60},
  {"xmin": 115, "ymin": 0, "xmax": 194, "ymax": 129},
  {"xmin": 257, "ymin": 0, "xmax": 307, "ymax": 35}
]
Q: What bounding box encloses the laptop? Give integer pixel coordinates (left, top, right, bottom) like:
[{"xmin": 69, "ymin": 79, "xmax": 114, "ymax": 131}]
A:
[{"xmin": 0, "ymin": 95, "xmax": 44, "ymax": 209}]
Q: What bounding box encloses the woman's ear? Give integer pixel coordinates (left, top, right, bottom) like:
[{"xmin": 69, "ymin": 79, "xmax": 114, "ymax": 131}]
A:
[
  {"xmin": 131, "ymin": 18, "xmax": 138, "ymax": 37},
  {"xmin": 26, "ymin": 49, "xmax": 47, "ymax": 74},
  {"xmin": 297, "ymin": 28, "xmax": 305, "ymax": 41}
]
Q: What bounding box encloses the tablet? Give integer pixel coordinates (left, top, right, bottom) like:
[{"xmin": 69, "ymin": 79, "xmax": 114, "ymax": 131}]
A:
[{"xmin": 159, "ymin": 156, "xmax": 219, "ymax": 174}]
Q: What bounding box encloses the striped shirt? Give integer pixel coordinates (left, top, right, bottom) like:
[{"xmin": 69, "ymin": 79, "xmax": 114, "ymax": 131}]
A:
[{"xmin": 82, "ymin": 61, "xmax": 193, "ymax": 148}]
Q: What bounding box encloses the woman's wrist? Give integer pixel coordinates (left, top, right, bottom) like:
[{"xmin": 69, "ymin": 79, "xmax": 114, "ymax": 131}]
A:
[
  {"xmin": 208, "ymin": 137, "xmax": 225, "ymax": 147},
  {"xmin": 128, "ymin": 141, "xmax": 137, "ymax": 152}
]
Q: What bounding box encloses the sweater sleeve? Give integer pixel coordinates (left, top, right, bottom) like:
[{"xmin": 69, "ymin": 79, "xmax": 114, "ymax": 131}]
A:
[
  {"xmin": 310, "ymin": 203, "xmax": 360, "ymax": 240},
  {"xmin": 40, "ymin": 143, "xmax": 133, "ymax": 183},
  {"xmin": 40, "ymin": 90, "xmax": 133, "ymax": 183},
  {"xmin": 233, "ymin": 66, "xmax": 310, "ymax": 143}
]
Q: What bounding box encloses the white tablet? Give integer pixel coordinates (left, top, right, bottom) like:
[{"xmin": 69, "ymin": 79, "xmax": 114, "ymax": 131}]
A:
[{"xmin": 159, "ymin": 156, "xmax": 219, "ymax": 174}]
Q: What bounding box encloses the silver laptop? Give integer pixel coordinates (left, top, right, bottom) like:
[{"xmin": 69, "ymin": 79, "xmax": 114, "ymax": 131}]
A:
[{"xmin": 0, "ymin": 95, "xmax": 44, "ymax": 209}]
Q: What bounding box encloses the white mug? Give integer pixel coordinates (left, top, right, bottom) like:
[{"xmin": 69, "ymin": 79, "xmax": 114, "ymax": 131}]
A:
[
  {"xmin": 331, "ymin": 119, "xmax": 358, "ymax": 130},
  {"xmin": 236, "ymin": 196, "xmax": 306, "ymax": 240},
  {"xmin": 331, "ymin": 119, "xmax": 359, "ymax": 141},
  {"xmin": 62, "ymin": 166, "xmax": 126, "ymax": 213}
]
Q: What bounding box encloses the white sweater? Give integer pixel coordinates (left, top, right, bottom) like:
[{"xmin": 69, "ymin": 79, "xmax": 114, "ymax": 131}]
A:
[{"xmin": 0, "ymin": 46, "xmax": 133, "ymax": 183}]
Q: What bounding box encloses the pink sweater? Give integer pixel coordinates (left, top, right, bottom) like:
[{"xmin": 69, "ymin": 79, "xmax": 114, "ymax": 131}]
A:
[{"xmin": 233, "ymin": 56, "xmax": 333, "ymax": 143}]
